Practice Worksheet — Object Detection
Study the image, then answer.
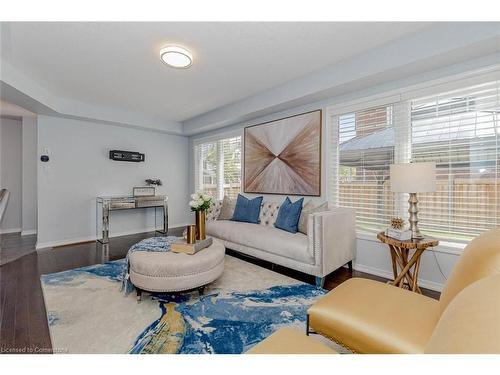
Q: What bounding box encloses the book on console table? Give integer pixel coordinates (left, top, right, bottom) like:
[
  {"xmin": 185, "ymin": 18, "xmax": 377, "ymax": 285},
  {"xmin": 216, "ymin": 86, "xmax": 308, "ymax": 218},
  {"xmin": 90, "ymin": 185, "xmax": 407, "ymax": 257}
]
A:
[
  {"xmin": 385, "ymin": 228, "xmax": 412, "ymax": 241},
  {"xmin": 171, "ymin": 237, "xmax": 213, "ymax": 255}
]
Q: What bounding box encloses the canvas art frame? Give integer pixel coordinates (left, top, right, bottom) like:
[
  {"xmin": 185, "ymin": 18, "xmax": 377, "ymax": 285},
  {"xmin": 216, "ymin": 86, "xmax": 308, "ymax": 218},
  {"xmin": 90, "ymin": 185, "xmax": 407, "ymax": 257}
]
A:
[{"xmin": 244, "ymin": 109, "xmax": 322, "ymax": 196}]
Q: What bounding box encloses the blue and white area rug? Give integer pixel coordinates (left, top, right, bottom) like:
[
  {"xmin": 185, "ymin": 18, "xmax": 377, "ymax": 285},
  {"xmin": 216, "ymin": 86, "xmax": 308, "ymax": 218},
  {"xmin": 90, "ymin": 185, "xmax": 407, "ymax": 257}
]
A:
[{"xmin": 41, "ymin": 255, "xmax": 335, "ymax": 354}]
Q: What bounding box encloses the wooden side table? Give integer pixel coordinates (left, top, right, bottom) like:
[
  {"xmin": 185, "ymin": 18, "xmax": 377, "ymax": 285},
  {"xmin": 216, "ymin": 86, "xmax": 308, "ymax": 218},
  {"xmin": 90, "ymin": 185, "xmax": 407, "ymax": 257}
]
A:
[{"xmin": 377, "ymin": 232, "xmax": 439, "ymax": 294}]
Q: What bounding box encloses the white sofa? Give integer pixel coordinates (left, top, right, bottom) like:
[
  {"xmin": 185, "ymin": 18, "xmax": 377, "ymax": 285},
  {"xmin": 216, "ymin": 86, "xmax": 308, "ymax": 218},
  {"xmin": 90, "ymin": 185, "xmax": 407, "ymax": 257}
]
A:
[{"xmin": 206, "ymin": 200, "xmax": 356, "ymax": 287}]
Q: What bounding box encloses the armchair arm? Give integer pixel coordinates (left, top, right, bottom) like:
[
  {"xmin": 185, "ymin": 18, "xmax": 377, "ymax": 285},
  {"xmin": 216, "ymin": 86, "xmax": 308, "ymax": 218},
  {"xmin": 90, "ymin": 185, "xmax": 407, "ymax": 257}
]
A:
[{"xmin": 309, "ymin": 207, "xmax": 356, "ymax": 276}]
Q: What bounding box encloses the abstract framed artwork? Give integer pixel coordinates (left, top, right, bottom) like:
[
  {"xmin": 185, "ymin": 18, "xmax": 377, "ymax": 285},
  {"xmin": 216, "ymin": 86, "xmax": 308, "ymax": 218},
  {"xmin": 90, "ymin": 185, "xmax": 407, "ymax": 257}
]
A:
[{"xmin": 244, "ymin": 110, "xmax": 321, "ymax": 196}]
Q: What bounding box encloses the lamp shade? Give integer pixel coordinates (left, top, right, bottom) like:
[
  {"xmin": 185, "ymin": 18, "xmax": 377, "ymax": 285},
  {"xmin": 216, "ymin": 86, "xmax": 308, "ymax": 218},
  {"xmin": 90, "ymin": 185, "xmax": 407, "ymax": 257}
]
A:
[{"xmin": 390, "ymin": 162, "xmax": 436, "ymax": 193}]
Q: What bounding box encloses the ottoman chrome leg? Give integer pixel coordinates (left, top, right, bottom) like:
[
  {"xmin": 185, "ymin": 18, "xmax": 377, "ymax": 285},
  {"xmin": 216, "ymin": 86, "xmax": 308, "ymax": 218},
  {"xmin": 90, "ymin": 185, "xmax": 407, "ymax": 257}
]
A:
[
  {"xmin": 198, "ymin": 286, "xmax": 205, "ymax": 296},
  {"xmin": 136, "ymin": 288, "xmax": 142, "ymax": 303}
]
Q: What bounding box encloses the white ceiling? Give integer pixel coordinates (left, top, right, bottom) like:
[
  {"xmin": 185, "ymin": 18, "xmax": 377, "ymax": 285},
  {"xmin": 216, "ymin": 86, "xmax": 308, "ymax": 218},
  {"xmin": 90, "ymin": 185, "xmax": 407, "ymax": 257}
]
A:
[{"xmin": 1, "ymin": 22, "xmax": 432, "ymax": 123}]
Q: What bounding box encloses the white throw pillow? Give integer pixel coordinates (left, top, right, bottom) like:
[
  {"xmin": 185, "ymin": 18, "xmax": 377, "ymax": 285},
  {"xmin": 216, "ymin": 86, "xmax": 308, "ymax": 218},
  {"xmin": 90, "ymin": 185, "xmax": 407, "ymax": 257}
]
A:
[
  {"xmin": 298, "ymin": 201, "xmax": 329, "ymax": 234},
  {"xmin": 218, "ymin": 196, "xmax": 236, "ymax": 220}
]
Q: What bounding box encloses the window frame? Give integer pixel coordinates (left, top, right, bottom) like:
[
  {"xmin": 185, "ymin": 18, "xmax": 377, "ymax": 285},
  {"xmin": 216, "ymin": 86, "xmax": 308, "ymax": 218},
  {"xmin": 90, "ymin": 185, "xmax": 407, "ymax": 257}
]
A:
[
  {"xmin": 326, "ymin": 69, "xmax": 500, "ymax": 248},
  {"xmin": 193, "ymin": 129, "xmax": 243, "ymax": 201},
  {"xmin": 329, "ymin": 101, "xmax": 409, "ymax": 236}
]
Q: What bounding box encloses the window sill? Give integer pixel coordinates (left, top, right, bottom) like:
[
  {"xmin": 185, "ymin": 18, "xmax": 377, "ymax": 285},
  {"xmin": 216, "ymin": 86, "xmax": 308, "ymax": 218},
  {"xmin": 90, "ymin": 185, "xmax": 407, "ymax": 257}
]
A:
[{"xmin": 355, "ymin": 231, "xmax": 466, "ymax": 255}]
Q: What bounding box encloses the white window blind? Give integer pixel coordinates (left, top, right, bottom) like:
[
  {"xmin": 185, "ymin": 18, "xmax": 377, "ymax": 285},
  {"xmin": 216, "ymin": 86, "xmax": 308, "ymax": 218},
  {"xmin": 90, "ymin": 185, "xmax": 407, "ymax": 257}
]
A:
[
  {"xmin": 411, "ymin": 81, "xmax": 499, "ymax": 241},
  {"xmin": 330, "ymin": 79, "xmax": 499, "ymax": 242},
  {"xmin": 194, "ymin": 135, "xmax": 242, "ymax": 200},
  {"xmin": 332, "ymin": 104, "xmax": 400, "ymax": 233}
]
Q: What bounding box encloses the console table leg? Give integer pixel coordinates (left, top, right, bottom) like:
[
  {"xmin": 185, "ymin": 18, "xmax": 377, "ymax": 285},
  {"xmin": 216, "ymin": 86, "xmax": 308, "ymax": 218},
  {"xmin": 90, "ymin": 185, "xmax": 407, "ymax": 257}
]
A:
[
  {"xmin": 163, "ymin": 201, "xmax": 168, "ymax": 235},
  {"xmin": 102, "ymin": 202, "xmax": 109, "ymax": 244}
]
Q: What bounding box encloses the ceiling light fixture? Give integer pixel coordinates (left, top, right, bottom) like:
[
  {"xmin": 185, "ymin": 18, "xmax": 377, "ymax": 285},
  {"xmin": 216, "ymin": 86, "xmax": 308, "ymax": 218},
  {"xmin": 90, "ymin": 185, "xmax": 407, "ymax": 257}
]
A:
[{"xmin": 160, "ymin": 45, "xmax": 193, "ymax": 69}]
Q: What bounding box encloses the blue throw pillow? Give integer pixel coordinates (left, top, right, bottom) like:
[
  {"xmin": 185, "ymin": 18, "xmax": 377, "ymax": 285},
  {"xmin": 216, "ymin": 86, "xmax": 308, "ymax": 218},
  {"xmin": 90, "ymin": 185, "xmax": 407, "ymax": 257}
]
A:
[
  {"xmin": 232, "ymin": 194, "xmax": 263, "ymax": 224},
  {"xmin": 274, "ymin": 197, "xmax": 304, "ymax": 233}
]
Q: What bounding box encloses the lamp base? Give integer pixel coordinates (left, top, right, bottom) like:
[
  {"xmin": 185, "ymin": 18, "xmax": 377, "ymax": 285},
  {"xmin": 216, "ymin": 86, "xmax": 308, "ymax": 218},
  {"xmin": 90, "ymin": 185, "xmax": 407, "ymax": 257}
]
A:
[{"xmin": 408, "ymin": 193, "xmax": 424, "ymax": 240}]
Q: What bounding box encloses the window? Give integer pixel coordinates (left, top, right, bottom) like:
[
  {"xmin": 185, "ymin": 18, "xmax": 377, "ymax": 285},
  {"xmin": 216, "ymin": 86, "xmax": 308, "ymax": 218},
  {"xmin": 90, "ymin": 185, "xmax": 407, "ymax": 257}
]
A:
[
  {"xmin": 411, "ymin": 81, "xmax": 499, "ymax": 241},
  {"xmin": 332, "ymin": 105, "xmax": 397, "ymax": 233},
  {"xmin": 330, "ymin": 80, "xmax": 499, "ymax": 242},
  {"xmin": 194, "ymin": 135, "xmax": 242, "ymax": 200}
]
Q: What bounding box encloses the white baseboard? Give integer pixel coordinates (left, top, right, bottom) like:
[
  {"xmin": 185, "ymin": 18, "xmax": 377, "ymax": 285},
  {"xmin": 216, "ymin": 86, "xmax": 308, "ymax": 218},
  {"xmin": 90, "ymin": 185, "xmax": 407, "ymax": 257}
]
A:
[
  {"xmin": 353, "ymin": 263, "xmax": 444, "ymax": 292},
  {"xmin": 35, "ymin": 223, "xmax": 190, "ymax": 250},
  {"xmin": 36, "ymin": 236, "xmax": 97, "ymax": 250},
  {"xmin": 0, "ymin": 227, "xmax": 22, "ymax": 234},
  {"xmin": 21, "ymin": 229, "xmax": 37, "ymax": 236}
]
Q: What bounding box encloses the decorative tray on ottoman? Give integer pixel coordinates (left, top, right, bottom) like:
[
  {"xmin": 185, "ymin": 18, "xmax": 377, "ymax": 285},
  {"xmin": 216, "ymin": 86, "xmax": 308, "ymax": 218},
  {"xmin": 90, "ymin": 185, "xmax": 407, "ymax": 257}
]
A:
[{"xmin": 171, "ymin": 237, "xmax": 213, "ymax": 255}]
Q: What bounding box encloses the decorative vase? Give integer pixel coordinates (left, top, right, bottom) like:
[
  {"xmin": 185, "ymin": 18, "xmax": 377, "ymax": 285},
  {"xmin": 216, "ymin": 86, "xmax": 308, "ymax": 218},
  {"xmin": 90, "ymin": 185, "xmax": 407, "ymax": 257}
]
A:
[{"xmin": 195, "ymin": 210, "xmax": 206, "ymax": 241}]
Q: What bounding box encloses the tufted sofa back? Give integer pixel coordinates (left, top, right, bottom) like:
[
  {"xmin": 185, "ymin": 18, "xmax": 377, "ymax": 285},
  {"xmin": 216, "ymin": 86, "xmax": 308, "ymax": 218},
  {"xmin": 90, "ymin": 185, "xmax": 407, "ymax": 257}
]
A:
[{"xmin": 206, "ymin": 200, "xmax": 282, "ymax": 228}]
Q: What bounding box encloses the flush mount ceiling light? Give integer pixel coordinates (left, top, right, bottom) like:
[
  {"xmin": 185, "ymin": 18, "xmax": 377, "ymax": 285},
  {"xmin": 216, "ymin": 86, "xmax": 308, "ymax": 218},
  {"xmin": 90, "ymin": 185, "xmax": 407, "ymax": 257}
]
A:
[{"xmin": 160, "ymin": 45, "xmax": 193, "ymax": 69}]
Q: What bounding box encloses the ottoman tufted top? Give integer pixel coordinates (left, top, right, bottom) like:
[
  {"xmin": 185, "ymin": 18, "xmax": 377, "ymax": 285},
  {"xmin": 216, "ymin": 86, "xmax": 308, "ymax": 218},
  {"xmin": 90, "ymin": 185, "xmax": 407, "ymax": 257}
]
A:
[{"xmin": 129, "ymin": 239, "xmax": 225, "ymax": 278}]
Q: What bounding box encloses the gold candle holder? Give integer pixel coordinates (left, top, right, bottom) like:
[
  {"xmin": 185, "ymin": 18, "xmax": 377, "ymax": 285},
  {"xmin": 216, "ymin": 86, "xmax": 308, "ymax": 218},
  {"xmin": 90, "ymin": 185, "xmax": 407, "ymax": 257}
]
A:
[{"xmin": 186, "ymin": 225, "xmax": 196, "ymax": 244}]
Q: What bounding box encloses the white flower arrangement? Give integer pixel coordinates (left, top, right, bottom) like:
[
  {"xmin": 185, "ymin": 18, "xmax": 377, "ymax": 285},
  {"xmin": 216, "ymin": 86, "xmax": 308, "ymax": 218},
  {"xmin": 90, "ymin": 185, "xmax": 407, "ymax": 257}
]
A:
[{"xmin": 189, "ymin": 191, "xmax": 213, "ymax": 212}]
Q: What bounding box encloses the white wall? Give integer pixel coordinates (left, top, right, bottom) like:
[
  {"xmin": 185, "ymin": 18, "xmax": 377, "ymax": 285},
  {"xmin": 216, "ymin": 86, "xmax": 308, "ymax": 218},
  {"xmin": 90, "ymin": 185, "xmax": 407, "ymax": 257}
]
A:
[
  {"xmin": 22, "ymin": 116, "xmax": 37, "ymax": 234},
  {"xmin": 0, "ymin": 117, "xmax": 22, "ymax": 233},
  {"xmin": 36, "ymin": 115, "xmax": 190, "ymax": 249}
]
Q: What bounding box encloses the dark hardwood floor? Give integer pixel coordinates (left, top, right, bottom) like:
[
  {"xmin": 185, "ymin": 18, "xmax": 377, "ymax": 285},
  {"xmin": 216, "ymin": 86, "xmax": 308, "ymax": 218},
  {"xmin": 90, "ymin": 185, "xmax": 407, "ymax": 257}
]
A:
[
  {"xmin": 0, "ymin": 232, "xmax": 37, "ymax": 266},
  {"xmin": 0, "ymin": 230, "xmax": 440, "ymax": 354}
]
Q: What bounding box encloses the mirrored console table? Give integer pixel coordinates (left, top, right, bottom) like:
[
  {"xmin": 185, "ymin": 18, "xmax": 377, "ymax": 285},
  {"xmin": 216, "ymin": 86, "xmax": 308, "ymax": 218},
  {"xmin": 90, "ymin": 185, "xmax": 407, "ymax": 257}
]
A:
[{"xmin": 96, "ymin": 195, "xmax": 168, "ymax": 244}]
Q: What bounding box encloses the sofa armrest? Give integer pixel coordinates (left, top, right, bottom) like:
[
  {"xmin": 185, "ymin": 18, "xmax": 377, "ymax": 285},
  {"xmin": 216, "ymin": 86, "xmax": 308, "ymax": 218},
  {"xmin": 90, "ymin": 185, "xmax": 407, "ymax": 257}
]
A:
[{"xmin": 308, "ymin": 207, "xmax": 356, "ymax": 276}]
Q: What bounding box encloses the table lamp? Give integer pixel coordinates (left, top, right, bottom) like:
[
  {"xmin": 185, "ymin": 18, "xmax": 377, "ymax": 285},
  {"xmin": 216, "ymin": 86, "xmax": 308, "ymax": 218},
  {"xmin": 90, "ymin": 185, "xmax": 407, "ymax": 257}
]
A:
[{"xmin": 390, "ymin": 162, "xmax": 436, "ymax": 239}]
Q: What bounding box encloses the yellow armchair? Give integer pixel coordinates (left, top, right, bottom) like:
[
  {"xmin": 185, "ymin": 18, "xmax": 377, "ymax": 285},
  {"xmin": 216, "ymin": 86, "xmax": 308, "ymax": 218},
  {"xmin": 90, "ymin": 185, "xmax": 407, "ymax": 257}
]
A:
[{"xmin": 307, "ymin": 227, "xmax": 500, "ymax": 354}]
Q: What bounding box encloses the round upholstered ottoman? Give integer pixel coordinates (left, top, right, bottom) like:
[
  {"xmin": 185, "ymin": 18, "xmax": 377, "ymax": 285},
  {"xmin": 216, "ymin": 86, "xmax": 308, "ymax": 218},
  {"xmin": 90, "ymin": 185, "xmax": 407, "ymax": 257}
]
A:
[{"xmin": 129, "ymin": 239, "xmax": 225, "ymax": 300}]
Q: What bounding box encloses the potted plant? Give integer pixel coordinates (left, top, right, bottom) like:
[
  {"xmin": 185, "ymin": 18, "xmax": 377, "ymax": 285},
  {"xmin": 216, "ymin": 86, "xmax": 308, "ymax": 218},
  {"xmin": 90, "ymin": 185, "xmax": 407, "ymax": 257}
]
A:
[{"xmin": 189, "ymin": 192, "xmax": 213, "ymax": 240}]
